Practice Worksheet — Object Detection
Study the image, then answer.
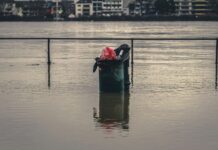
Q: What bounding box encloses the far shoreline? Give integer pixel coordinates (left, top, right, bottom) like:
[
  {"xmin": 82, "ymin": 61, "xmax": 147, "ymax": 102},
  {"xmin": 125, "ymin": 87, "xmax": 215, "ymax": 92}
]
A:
[{"xmin": 1, "ymin": 15, "xmax": 218, "ymax": 22}]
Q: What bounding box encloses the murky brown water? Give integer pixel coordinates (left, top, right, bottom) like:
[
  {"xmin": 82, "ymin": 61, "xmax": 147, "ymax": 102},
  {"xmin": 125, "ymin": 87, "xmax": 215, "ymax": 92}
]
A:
[{"xmin": 0, "ymin": 22, "xmax": 218, "ymax": 150}]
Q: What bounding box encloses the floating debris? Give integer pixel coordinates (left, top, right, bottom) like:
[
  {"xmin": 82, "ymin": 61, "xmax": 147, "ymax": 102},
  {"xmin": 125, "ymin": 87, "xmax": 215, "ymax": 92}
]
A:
[{"xmin": 26, "ymin": 64, "xmax": 40, "ymax": 66}]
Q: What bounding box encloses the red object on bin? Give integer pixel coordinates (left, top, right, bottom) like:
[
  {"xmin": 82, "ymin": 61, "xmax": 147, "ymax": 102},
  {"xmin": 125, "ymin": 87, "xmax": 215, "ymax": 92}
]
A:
[{"xmin": 100, "ymin": 47, "xmax": 116, "ymax": 60}]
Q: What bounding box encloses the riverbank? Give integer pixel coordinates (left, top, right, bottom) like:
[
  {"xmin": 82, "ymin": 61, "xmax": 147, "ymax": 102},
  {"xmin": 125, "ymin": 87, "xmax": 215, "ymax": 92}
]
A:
[{"xmin": 1, "ymin": 15, "xmax": 218, "ymax": 21}]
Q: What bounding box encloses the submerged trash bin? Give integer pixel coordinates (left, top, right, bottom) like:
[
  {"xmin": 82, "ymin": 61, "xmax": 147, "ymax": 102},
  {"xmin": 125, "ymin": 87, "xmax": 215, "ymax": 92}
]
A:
[
  {"xmin": 93, "ymin": 44, "xmax": 130, "ymax": 93},
  {"xmin": 99, "ymin": 60, "xmax": 124, "ymax": 92}
]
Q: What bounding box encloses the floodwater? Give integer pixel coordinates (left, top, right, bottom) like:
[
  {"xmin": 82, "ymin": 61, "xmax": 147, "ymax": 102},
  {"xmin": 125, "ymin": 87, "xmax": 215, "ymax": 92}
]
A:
[{"xmin": 0, "ymin": 21, "xmax": 218, "ymax": 150}]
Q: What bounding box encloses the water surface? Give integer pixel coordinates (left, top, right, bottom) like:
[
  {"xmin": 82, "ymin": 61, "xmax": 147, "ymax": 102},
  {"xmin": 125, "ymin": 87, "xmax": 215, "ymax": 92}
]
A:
[{"xmin": 0, "ymin": 22, "xmax": 218, "ymax": 150}]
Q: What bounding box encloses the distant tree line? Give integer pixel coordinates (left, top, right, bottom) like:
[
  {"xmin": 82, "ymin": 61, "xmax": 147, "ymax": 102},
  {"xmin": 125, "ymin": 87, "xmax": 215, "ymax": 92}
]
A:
[
  {"xmin": 154, "ymin": 0, "xmax": 175, "ymax": 15},
  {"xmin": 129, "ymin": 0, "xmax": 218, "ymax": 16},
  {"xmin": 155, "ymin": 0, "xmax": 218, "ymax": 15},
  {"xmin": 128, "ymin": 0, "xmax": 176, "ymax": 16},
  {"xmin": 0, "ymin": 0, "xmax": 74, "ymax": 19},
  {"xmin": 209, "ymin": 0, "xmax": 218, "ymax": 14}
]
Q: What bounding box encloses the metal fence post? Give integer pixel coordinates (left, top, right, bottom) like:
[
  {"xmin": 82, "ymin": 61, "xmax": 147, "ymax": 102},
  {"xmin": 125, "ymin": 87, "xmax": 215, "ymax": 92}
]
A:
[
  {"xmin": 216, "ymin": 39, "xmax": 218, "ymax": 87},
  {"xmin": 47, "ymin": 38, "xmax": 51, "ymax": 64}
]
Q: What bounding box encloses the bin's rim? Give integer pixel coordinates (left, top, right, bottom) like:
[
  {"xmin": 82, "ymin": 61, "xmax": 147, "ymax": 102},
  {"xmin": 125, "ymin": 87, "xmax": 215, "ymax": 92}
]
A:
[{"xmin": 97, "ymin": 59, "xmax": 123, "ymax": 65}]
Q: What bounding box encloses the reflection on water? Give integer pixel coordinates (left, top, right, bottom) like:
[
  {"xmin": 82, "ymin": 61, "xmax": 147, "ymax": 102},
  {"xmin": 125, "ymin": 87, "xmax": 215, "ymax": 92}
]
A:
[
  {"xmin": 93, "ymin": 92, "xmax": 129, "ymax": 132},
  {"xmin": 48, "ymin": 64, "xmax": 51, "ymax": 88}
]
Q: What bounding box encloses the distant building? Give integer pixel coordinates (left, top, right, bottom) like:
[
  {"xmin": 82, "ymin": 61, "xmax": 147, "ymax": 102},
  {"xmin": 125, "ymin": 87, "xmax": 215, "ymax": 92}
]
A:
[
  {"xmin": 93, "ymin": 0, "xmax": 103, "ymax": 16},
  {"xmin": 174, "ymin": 0, "xmax": 213, "ymax": 16},
  {"xmin": 92, "ymin": 0, "xmax": 124, "ymax": 16},
  {"xmin": 192, "ymin": 0, "xmax": 211, "ymax": 16},
  {"xmin": 129, "ymin": 0, "xmax": 155, "ymax": 16},
  {"xmin": 174, "ymin": 0, "xmax": 193, "ymax": 15},
  {"xmin": 101, "ymin": 0, "xmax": 123, "ymax": 16},
  {"xmin": 75, "ymin": 0, "xmax": 93, "ymax": 17},
  {"xmin": 123, "ymin": 7, "xmax": 129, "ymax": 16}
]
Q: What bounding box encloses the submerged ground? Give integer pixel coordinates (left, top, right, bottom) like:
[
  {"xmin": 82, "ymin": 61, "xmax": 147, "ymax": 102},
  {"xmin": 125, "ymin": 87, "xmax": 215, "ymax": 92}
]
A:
[{"xmin": 0, "ymin": 22, "xmax": 218, "ymax": 150}]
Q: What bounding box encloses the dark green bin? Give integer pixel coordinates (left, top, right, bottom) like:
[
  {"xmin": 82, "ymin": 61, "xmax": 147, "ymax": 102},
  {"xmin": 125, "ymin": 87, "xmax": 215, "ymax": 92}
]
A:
[{"xmin": 99, "ymin": 60, "xmax": 124, "ymax": 92}]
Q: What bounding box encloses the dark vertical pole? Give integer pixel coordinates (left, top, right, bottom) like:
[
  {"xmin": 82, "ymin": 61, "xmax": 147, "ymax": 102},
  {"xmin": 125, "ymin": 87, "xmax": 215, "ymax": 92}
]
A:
[
  {"xmin": 47, "ymin": 38, "xmax": 51, "ymax": 88},
  {"xmin": 216, "ymin": 39, "xmax": 218, "ymax": 88},
  {"xmin": 48, "ymin": 63, "xmax": 51, "ymax": 88},
  {"xmin": 131, "ymin": 39, "xmax": 134, "ymax": 86},
  {"xmin": 47, "ymin": 38, "xmax": 51, "ymax": 65},
  {"xmin": 131, "ymin": 39, "xmax": 134, "ymax": 65}
]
